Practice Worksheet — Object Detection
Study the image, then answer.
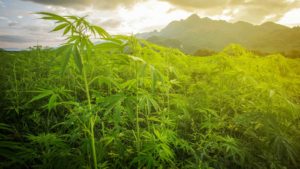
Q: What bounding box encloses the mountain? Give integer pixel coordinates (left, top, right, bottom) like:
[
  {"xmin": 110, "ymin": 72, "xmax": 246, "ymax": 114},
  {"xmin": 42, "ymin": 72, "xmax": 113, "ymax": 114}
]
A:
[
  {"xmin": 137, "ymin": 14, "xmax": 300, "ymax": 56},
  {"xmin": 2, "ymin": 48, "xmax": 23, "ymax": 51}
]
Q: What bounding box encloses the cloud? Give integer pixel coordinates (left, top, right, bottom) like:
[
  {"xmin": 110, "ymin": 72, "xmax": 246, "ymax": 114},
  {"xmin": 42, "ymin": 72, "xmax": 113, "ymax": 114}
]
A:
[
  {"xmin": 0, "ymin": 35, "xmax": 32, "ymax": 43},
  {"xmin": 166, "ymin": 7, "xmax": 178, "ymax": 13},
  {"xmin": 23, "ymin": 0, "xmax": 144, "ymax": 10},
  {"xmin": 0, "ymin": 16, "xmax": 9, "ymax": 22},
  {"xmin": 101, "ymin": 19, "xmax": 122, "ymax": 28},
  {"xmin": 278, "ymin": 8, "xmax": 300, "ymax": 27},
  {"xmin": 22, "ymin": 25, "xmax": 48, "ymax": 32},
  {"xmin": 161, "ymin": 0, "xmax": 232, "ymax": 9},
  {"xmin": 0, "ymin": 16, "xmax": 19, "ymax": 27},
  {"xmin": 160, "ymin": 0, "xmax": 300, "ymax": 24},
  {"xmin": 0, "ymin": 0, "xmax": 5, "ymax": 8},
  {"xmin": 8, "ymin": 21, "xmax": 18, "ymax": 27}
]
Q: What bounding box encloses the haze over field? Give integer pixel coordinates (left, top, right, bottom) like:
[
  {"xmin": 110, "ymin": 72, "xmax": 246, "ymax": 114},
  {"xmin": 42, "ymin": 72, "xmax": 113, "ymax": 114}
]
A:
[{"xmin": 1, "ymin": 0, "xmax": 300, "ymax": 49}]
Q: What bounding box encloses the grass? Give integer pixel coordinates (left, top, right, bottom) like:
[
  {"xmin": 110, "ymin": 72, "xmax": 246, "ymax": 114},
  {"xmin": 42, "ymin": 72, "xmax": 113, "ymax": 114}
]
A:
[{"xmin": 0, "ymin": 13, "xmax": 300, "ymax": 169}]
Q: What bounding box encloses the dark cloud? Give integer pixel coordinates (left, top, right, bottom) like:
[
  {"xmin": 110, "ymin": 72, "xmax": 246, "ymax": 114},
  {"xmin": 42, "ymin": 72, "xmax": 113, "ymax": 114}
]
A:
[
  {"xmin": 20, "ymin": 0, "xmax": 300, "ymax": 24},
  {"xmin": 23, "ymin": 0, "xmax": 144, "ymax": 9},
  {"xmin": 161, "ymin": 0, "xmax": 298, "ymax": 10},
  {"xmin": 161, "ymin": 0, "xmax": 300, "ymax": 24},
  {"xmin": 0, "ymin": 35, "xmax": 32, "ymax": 43}
]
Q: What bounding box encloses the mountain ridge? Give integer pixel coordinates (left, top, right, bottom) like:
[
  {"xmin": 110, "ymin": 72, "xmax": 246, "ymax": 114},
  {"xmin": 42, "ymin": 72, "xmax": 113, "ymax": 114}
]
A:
[{"xmin": 137, "ymin": 14, "xmax": 300, "ymax": 56}]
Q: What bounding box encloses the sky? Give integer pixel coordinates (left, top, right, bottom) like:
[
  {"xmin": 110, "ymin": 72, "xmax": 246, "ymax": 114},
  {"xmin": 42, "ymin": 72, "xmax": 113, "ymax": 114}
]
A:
[{"xmin": 0, "ymin": 0, "xmax": 300, "ymax": 49}]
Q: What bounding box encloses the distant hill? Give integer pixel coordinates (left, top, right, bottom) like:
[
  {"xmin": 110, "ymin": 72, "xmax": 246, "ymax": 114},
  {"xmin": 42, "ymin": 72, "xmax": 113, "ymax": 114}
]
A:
[
  {"xmin": 137, "ymin": 14, "xmax": 300, "ymax": 57},
  {"xmin": 2, "ymin": 48, "xmax": 23, "ymax": 51}
]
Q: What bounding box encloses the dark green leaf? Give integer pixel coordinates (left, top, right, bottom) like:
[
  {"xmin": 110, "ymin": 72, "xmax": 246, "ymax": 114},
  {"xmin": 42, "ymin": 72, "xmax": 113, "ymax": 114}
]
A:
[{"xmin": 51, "ymin": 23, "xmax": 69, "ymax": 32}]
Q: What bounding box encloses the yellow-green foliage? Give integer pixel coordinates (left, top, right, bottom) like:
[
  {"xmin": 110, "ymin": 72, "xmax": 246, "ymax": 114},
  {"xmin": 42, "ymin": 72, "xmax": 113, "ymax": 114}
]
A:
[{"xmin": 0, "ymin": 16, "xmax": 300, "ymax": 169}]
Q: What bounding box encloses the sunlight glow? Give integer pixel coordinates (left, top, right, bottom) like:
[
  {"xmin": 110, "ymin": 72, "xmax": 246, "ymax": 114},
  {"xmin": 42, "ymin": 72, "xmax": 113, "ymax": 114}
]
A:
[
  {"xmin": 277, "ymin": 8, "xmax": 300, "ymax": 27},
  {"xmin": 117, "ymin": 0, "xmax": 190, "ymax": 34},
  {"xmin": 44, "ymin": 0, "xmax": 190, "ymax": 35}
]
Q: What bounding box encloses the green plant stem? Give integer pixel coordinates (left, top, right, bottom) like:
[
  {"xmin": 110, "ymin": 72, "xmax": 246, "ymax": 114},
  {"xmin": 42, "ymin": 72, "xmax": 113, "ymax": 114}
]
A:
[
  {"xmin": 135, "ymin": 62, "xmax": 140, "ymax": 168},
  {"xmin": 82, "ymin": 63, "xmax": 98, "ymax": 169}
]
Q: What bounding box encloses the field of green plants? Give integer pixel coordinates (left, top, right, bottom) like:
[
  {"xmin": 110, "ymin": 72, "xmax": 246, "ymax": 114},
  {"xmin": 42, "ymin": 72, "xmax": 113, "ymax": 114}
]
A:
[{"xmin": 1, "ymin": 13, "xmax": 300, "ymax": 169}]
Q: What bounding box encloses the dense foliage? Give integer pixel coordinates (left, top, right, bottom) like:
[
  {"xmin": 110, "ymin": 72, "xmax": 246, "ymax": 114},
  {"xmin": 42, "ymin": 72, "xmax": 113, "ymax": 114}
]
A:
[{"xmin": 0, "ymin": 13, "xmax": 300, "ymax": 169}]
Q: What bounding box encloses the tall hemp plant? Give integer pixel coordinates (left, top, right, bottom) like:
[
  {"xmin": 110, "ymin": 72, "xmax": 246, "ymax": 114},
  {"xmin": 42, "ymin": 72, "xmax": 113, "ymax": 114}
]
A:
[{"xmin": 36, "ymin": 12, "xmax": 111, "ymax": 169}]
